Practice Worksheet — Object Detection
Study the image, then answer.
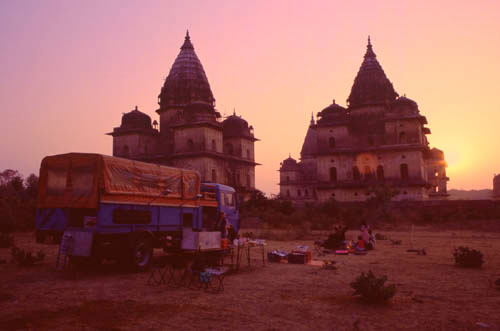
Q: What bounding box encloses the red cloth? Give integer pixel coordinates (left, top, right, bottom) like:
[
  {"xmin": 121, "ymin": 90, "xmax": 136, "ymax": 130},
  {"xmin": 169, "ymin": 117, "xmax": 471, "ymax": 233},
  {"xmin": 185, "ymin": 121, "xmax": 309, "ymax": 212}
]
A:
[{"xmin": 37, "ymin": 153, "xmax": 201, "ymax": 208}]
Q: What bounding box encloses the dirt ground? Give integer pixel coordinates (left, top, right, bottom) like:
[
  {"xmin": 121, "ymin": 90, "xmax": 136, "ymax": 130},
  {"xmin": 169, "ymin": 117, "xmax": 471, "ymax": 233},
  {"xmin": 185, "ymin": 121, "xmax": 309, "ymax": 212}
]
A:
[{"xmin": 1, "ymin": 227, "xmax": 500, "ymax": 331}]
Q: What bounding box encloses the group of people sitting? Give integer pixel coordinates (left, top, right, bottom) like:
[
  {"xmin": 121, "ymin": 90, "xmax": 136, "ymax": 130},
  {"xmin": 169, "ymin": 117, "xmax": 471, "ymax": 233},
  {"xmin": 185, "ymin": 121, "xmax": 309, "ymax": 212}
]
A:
[
  {"xmin": 355, "ymin": 222, "xmax": 376, "ymax": 251},
  {"xmin": 319, "ymin": 222, "xmax": 376, "ymax": 253}
]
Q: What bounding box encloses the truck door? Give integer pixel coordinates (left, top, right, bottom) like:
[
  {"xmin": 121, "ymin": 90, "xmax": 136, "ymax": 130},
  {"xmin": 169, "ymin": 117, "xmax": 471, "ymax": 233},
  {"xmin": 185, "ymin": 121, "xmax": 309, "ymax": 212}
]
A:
[{"xmin": 220, "ymin": 191, "xmax": 240, "ymax": 232}]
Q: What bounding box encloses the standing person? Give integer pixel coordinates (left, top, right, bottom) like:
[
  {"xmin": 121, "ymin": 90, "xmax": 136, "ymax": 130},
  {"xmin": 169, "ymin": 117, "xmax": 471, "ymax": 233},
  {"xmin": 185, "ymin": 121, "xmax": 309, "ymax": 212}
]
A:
[
  {"xmin": 227, "ymin": 224, "xmax": 237, "ymax": 242},
  {"xmin": 218, "ymin": 212, "xmax": 228, "ymax": 239}
]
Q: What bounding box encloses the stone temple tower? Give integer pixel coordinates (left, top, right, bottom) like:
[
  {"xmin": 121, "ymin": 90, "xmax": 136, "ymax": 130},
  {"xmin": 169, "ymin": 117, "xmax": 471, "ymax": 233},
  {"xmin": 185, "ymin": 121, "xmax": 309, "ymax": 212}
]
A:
[
  {"xmin": 108, "ymin": 31, "xmax": 259, "ymax": 200},
  {"xmin": 279, "ymin": 37, "xmax": 448, "ymax": 203}
]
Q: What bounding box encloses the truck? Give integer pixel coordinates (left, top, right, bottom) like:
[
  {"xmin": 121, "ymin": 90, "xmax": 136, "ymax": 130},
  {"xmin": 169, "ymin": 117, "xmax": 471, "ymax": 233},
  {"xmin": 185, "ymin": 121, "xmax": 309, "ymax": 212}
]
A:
[{"xmin": 35, "ymin": 153, "xmax": 239, "ymax": 270}]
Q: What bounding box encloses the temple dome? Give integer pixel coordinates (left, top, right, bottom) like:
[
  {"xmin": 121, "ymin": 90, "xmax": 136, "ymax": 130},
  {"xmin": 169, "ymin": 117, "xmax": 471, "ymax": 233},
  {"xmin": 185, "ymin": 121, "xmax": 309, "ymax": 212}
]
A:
[
  {"xmin": 281, "ymin": 155, "xmax": 298, "ymax": 170},
  {"xmin": 120, "ymin": 106, "xmax": 152, "ymax": 130},
  {"xmin": 223, "ymin": 112, "xmax": 255, "ymax": 139},
  {"xmin": 392, "ymin": 95, "xmax": 419, "ymax": 112},
  {"xmin": 318, "ymin": 100, "xmax": 347, "ymax": 117},
  {"xmin": 157, "ymin": 31, "xmax": 215, "ymax": 112},
  {"xmin": 347, "ymin": 37, "xmax": 398, "ymax": 108}
]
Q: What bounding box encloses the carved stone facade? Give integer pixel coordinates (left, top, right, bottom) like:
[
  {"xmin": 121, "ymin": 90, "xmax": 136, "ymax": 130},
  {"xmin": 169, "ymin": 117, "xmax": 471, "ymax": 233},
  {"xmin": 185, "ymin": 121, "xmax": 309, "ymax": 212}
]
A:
[
  {"xmin": 108, "ymin": 32, "xmax": 259, "ymax": 199},
  {"xmin": 494, "ymin": 174, "xmax": 500, "ymax": 198},
  {"xmin": 279, "ymin": 38, "xmax": 449, "ymax": 203}
]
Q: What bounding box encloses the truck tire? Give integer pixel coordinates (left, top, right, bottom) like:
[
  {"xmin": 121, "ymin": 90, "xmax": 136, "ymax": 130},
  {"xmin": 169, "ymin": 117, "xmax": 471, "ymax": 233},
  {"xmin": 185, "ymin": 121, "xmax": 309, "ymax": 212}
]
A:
[{"xmin": 131, "ymin": 235, "xmax": 153, "ymax": 271}]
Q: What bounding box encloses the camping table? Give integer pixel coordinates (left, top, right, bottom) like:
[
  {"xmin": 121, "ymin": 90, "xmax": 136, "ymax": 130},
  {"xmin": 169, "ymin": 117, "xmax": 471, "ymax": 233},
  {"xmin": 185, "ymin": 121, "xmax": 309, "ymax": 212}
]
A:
[
  {"xmin": 147, "ymin": 249, "xmax": 230, "ymax": 288},
  {"xmin": 229, "ymin": 242, "xmax": 266, "ymax": 271}
]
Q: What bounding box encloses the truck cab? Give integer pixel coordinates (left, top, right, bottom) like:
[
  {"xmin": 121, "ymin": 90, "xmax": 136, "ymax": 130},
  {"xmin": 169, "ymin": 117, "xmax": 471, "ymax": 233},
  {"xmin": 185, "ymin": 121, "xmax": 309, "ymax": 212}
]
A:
[{"xmin": 201, "ymin": 183, "xmax": 240, "ymax": 233}]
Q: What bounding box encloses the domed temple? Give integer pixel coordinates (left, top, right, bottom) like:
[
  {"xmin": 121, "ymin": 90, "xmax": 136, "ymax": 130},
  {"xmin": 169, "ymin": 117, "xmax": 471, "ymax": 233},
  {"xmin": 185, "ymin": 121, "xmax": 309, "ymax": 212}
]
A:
[
  {"xmin": 279, "ymin": 37, "xmax": 449, "ymax": 202},
  {"xmin": 108, "ymin": 31, "xmax": 259, "ymax": 200}
]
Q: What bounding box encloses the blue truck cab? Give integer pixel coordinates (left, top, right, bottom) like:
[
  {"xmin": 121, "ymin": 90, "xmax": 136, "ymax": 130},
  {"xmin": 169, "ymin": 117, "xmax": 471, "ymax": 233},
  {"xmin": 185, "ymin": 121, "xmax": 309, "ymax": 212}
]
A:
[{"xmin": 201, "ymin": 183, "xmax": 240, "ymax": 233}]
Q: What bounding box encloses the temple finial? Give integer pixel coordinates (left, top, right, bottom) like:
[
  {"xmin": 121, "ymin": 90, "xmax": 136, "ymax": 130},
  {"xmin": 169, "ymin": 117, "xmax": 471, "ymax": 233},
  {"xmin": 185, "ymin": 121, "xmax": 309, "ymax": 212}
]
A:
[
  {"xmin": 233, "ymin": 107, "xmax": 236, "ymax": 116},
  {"xmin": 181, "ymin": 30, "xmax": 194, "ymax": 49},
  {"xmin": 135, "ymin": 105, "xmax": 138, "ymax": 110},
  {"xmin": 289, "ymin": 153, "xmax": 291, "ymax": 158},
  {"xmin": 333, "ymin": 99, "xmax": 336, "ymax": 104},
  {"xmin": 364, "ymin": 35, "xmax": 376, "ymax": 58},
  {"xmin": 310, "ymin": 112, "xmax": 315, "ymax": 125}
]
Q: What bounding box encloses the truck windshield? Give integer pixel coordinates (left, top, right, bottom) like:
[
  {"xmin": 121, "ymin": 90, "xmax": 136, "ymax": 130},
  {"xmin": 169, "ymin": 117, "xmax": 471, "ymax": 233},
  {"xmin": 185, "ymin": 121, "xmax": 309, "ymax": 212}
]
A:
[{"xmin": 224, "ymin": 192, "xmax": 235, "ymax": 207}]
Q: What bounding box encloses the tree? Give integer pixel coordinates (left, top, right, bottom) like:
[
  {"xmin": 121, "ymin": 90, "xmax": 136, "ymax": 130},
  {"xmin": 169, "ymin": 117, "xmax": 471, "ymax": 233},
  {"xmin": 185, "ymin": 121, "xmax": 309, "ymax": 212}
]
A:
[
  {"xmin": 365, "ymin": 184, "xmax": 400, "ymax": 223},
  {"xmin": 0, "ymin": 170, "xmax": 39, "ymax": 231}
]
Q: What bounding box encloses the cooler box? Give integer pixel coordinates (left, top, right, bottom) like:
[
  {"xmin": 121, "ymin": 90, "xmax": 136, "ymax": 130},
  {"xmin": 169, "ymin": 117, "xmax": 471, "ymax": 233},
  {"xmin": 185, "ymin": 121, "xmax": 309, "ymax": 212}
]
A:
[
  {"xmin": 288, "ymin": 253, "xmax": 307, "ymax": 264},
  {"xmin": 267, "ymin": 252, "xmax": 282, "ymax": 263},
  {"xmin": 292, "ymin": 250, "xmax": 311, "ymax": 262}
]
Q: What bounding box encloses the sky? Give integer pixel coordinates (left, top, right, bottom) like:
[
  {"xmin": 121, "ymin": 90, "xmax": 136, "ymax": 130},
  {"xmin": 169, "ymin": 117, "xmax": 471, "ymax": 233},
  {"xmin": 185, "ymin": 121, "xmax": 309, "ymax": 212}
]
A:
[{"xmin": 1, "ymin": 0, "xmax": 499, "ymax": 195}]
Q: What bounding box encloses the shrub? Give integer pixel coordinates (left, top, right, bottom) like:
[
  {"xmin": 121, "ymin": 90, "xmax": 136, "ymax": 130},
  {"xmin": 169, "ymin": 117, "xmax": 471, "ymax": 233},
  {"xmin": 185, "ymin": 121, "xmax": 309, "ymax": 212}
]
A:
[
  {"xmin": 350, "ymin": 270, "xmax": 397, "ymax": 303},
  {"xmin": 0, "ymin": 232, "xmax": 14, "ymax": 248},
  {"xmin": 11, "ymin": 247, "xmax": 45, "ymax": 266},
  {"xmin": 453, "ymin": 246, "xmax": 484, "ymax": 268}
]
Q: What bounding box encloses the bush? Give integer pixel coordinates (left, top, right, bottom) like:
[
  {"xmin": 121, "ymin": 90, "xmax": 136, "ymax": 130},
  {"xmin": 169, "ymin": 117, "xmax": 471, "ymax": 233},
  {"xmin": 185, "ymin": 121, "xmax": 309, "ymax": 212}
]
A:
[
  {"xmin": 0, "ymin": 232, "xmax": 14, "ymax": 248},
  {"xmin": 453, "ymin": 246, "xmax": 484, "ymax": 268},
  {"xmin": 350, "ymin": 270, "xmax": 397, "ymax": 303},
  {"xmin": 11, "ymin": 247, "xmax": 45, "ymax": 266}
]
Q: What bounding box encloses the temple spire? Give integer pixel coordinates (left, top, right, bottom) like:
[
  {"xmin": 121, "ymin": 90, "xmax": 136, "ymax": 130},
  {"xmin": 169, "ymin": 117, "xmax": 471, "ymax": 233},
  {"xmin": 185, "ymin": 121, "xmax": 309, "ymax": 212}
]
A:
[
  {"xmin": 347, "ymin": 36, "xmax": 398, "ymax": 108},
  {"xmin": 364, "ymin": 35, "xmax": 376, "ymax": 58},
  {"xmin": 310, "ymin": 112, "xmax": 315, "ymax": 125},
  {"xmin": 157, "ymin": 31, "xmax": 214, "ymax": 112},
  {"xmin": 181, "ymin": 29, "xmax": 194, "ymax": 49}
]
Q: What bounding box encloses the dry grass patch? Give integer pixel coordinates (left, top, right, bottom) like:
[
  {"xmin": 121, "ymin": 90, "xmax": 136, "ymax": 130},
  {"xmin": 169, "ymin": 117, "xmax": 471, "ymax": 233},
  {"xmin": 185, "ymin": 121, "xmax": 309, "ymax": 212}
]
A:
[{"xmin": 1, "ymin": 227, "xmax": 500, "ymax": 330}]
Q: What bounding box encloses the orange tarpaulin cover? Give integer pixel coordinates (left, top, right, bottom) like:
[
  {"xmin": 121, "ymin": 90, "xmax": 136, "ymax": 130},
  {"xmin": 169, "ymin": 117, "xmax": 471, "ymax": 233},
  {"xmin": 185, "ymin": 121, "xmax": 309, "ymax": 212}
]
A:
[{"xmin": 37, "ymin": 153, "xmax": 201, "ymax": 208}]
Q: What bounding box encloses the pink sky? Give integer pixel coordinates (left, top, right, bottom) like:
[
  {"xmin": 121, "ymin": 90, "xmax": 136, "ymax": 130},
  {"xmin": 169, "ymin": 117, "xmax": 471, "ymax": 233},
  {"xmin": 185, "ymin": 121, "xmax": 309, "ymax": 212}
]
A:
[{"xmin": 1, "ymin": 0, "xmax": 499, "ymax": 195}]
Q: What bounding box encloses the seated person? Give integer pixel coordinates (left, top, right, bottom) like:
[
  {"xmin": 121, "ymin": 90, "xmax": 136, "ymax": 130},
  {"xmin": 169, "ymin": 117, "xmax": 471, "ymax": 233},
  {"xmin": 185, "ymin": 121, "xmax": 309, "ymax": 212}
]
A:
[
  {"xmin": 361, "ymin": 227, "xmax": 370, "ymax": 243},
  {"xmin": 355, "ymin": 235, "xmax": 366, "ymax": 251}
]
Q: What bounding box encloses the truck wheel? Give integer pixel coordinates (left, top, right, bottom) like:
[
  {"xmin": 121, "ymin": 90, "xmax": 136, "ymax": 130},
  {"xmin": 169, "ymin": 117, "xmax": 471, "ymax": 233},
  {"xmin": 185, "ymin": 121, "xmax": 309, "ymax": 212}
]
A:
[{"xmin": 131, "ymin": 236, "xmax": 153, "ymax": 271}]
